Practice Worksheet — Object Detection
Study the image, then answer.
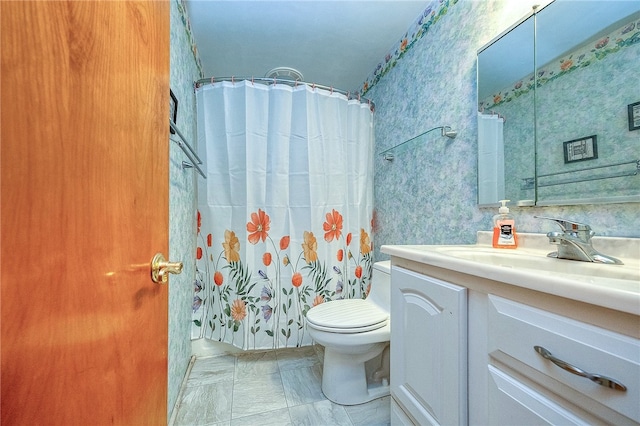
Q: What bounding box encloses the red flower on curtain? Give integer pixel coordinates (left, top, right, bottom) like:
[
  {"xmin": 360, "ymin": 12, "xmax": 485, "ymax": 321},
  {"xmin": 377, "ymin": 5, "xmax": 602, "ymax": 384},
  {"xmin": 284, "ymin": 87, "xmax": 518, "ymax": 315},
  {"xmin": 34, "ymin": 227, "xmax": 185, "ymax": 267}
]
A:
[
  {"xmin": 214, "ymin": 271, "xmax": 224, "ymax": 286},
  {"xmin": 323, "ymin": 209, "xmax": 343, "ymax": 242},
  {"xmin": 247, "ymin": 209, "xmax": 270, "ymax": 244},
  {"xmin": 292, "ymin": 272, "xmax": 303, "ymax": 287},
  {"xmin": 280, "ymin": 236, "xmax": 290, "ymax": 250}
]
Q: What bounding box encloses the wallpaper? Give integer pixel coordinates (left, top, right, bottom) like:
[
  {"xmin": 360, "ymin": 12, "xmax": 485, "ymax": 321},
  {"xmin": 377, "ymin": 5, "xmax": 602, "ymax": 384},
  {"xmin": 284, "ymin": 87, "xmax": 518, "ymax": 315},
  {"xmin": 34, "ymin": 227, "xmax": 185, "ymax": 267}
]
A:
[{"xmin": 168, "ymin": 0, "xmax": 203, "ymax": 416}]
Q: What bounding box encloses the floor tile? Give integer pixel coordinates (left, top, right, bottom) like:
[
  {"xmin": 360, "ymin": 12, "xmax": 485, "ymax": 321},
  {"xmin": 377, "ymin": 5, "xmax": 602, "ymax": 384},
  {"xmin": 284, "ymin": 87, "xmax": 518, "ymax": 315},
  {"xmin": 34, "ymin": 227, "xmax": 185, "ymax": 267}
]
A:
[
  {"xmin": 288, "ymin": 399, "xmax": 353, "ymax": 426},
  {"xmin": 187, "ymin": 355, "xmax": 236, "ymax": 387},
  {"xmin": 344, "ymin": 396, "xmax": 391, "ymax": 426},
  {"xmin": 230, "ymin": 407, "xmax": 292, "ymax": 426},
  {"xmin": 235, "ymin": 350, "xmax": 279, "ymax": 381},
  {"xmin": 281, "ymin": 364, "xmax": 325, "ymax": 407},
  {"xmin": 276, "ymin": 346, "xmax": 321, "ymax": 371},
  {"xmin": 231, "ymin": 371, "xmax": 288, "ymax": 419},
  {"xmin": 173, "ymin": 381, "xmax": 234, "ymax": 425}
]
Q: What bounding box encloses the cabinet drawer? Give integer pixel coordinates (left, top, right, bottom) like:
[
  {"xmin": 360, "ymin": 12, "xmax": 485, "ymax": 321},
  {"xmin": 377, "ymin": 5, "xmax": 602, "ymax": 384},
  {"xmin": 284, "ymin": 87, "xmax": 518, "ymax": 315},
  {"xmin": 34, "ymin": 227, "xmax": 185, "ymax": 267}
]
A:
[{"xmin": 487, "ymin": 295, "xmax": 640, "ymax": 424}]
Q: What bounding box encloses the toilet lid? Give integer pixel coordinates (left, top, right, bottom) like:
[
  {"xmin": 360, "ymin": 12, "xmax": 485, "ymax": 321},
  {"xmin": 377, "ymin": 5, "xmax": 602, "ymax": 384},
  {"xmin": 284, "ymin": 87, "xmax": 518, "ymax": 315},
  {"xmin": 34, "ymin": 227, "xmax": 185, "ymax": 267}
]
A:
[{"xmin": 306, "ymin": 299, "xmax": 388, "ymax": 333}]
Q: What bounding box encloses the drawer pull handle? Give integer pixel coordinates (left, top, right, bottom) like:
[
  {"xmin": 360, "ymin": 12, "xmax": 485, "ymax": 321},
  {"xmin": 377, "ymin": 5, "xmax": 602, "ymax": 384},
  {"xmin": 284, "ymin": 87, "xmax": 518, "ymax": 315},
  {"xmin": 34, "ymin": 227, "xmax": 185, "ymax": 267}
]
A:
[{"xmin": 534, "ymin": 346, "xmax": 627, "ymax": 392}]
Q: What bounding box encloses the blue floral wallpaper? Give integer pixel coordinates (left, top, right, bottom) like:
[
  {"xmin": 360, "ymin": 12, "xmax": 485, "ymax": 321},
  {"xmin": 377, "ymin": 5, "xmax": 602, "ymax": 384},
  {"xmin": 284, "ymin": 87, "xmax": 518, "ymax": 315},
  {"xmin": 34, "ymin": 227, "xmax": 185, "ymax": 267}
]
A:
[
  {"xmin": 168, "ymin": 0, "xmax": 203, "ymax": 417},
  {"xmin": 365, "ymin": 0, "xmax": 640, "ymax": 262}
]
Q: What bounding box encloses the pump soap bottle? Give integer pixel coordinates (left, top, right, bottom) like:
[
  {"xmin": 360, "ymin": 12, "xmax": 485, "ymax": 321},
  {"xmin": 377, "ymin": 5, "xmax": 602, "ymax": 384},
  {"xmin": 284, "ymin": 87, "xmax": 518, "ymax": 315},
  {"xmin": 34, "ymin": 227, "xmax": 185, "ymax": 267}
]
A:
[{"xmin": 492, "ymin": 199, "xmax": 518, "ymax": 249}]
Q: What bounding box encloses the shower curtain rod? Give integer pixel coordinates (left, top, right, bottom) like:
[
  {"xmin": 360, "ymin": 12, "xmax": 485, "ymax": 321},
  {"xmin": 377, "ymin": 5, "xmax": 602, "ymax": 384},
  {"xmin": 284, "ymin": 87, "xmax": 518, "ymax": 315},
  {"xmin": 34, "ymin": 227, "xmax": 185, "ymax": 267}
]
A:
[{"xmin": 195, "ymin": 76, "xmax": 375, "ymax": 108}]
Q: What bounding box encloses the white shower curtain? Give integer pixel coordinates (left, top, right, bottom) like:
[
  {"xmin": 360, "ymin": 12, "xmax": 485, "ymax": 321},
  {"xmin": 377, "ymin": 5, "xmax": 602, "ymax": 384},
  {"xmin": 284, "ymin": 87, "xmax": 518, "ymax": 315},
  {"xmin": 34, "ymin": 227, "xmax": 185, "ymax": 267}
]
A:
[
  {"xmin": 193, "ymin": 81, "xmax": 375, "ymax": 350},
  {"xmin": 477, "ymin": 112, "xmax": 505, "ymax": 205}
]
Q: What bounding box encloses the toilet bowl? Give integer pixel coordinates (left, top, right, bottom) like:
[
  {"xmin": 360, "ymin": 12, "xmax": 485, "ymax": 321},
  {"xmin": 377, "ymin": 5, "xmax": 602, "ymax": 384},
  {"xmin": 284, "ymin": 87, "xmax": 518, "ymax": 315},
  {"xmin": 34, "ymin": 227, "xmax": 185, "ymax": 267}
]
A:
[{"xmin": 306, "ymin": 261, "xmax": 391, "ymax": 405}]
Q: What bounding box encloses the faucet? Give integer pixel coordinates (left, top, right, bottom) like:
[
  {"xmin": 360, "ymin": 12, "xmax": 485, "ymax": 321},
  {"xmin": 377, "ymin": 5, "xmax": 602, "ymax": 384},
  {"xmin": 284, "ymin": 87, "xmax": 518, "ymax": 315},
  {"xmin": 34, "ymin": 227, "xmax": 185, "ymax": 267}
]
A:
[{"xmin": 535, "ymin": 216, "xmax": 623, "ymax": 264}]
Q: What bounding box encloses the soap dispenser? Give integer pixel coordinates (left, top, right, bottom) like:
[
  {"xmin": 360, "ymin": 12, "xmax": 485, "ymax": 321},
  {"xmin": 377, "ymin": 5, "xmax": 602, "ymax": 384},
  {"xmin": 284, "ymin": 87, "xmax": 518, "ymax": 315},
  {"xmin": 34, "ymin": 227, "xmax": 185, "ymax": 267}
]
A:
[{"xmin": 492, "ymin": 200, "xmax": 518, "ymax": 249}]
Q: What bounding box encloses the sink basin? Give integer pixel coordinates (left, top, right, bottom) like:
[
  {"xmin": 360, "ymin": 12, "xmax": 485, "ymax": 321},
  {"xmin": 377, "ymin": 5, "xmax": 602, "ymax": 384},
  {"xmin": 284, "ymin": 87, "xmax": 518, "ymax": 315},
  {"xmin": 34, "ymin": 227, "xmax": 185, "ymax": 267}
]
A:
[{"xmin": 431, "ymin": 246, "xmax": 640, "ymax": 282}]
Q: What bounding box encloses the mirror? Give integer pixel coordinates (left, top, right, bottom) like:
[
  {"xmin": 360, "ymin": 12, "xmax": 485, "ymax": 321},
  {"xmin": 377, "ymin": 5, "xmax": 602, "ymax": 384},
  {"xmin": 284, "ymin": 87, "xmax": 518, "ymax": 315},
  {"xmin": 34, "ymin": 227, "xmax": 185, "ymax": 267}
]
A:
[{"xmin": 477, "ymin": 0, "xmax": 640, "ymax": 206}]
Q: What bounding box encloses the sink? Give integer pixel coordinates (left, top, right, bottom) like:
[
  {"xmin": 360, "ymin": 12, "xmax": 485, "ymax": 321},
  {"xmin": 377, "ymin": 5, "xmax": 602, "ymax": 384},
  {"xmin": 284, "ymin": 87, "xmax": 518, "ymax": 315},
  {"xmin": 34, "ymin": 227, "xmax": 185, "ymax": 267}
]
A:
[{"xmin": 431, "ymin": 246, "xmax": 640, "ymax": 282}]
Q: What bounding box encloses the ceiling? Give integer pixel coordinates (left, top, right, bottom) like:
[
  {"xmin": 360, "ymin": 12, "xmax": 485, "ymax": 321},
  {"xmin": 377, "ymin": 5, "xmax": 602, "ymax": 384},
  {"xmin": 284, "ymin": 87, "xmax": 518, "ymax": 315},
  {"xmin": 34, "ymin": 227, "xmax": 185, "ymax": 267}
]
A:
[{"xmin": 185, "ymin": 1, "xmax": 429, "ymax": 92}]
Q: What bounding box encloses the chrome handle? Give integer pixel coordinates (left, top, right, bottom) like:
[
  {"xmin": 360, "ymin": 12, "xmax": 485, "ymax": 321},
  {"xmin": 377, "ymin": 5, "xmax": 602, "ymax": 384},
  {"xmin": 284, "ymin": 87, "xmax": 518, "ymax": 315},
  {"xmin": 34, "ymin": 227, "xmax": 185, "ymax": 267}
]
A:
[
  {"xmin": 535, "ymin": 215, "xmax": 594, "ymax": 238},
  {"xmin": 151, "ymin": 253, "xmax": 183, "ymax": 284},
  {"xmin": 534, "ymin": 346, "xmax": 626, "ymax": 391}
]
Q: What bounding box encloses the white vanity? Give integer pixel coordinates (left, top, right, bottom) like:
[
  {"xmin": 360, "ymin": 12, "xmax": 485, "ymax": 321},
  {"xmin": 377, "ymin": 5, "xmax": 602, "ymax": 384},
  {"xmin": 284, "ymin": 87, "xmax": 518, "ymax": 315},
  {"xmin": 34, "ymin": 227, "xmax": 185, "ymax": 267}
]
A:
[{"xmin": 382, "ymin": 232, "xmax": 640, "ymax": 425}]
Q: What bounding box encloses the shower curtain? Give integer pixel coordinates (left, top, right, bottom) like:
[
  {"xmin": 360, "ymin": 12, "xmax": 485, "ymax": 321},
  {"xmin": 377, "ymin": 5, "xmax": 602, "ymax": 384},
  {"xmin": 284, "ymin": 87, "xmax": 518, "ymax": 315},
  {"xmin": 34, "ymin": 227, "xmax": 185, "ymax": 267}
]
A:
[
  {"xmin": 193, "ymin": 81, "xmax": 375, "ymax": 350},
  {"xmin": 477, "ymin": 112, "xmax": 505, "ymax": 204}
]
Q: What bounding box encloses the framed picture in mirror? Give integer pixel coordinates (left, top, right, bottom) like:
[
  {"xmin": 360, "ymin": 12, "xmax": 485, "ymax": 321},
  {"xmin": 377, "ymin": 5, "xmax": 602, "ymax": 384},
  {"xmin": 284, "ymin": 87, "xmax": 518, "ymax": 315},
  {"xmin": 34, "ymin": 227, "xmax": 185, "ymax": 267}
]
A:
[
  {"xmin": 628, "ymin": 101, "xmax": 640, "ymax": 131},
  {"xmin": 563, "ymin": 135, "xmax": 597, "ymax": 164}
]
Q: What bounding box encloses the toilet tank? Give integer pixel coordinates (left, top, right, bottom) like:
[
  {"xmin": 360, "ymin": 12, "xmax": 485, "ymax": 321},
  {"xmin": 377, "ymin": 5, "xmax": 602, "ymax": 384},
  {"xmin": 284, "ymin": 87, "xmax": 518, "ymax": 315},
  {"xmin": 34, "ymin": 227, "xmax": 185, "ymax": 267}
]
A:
[{"xmin": 367, "ymin": 260, "xmax": 391, "ymax": 312}]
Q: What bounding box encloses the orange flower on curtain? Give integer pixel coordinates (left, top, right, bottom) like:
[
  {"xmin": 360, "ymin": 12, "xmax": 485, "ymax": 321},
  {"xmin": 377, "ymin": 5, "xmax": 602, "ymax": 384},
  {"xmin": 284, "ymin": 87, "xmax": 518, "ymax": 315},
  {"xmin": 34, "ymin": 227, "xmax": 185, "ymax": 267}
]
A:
[
  {"xmin": 247, "ymin": 209, "xmax": 270, "ymax": 244},
  {"xmin": 302, "ymin": 231, "xmax": 318, "ymax": 263},
  {"xmin": 323, "ymin": 209, "xmax": 343, "ymax": 242},
  {"xmin": 223, "ymin": 230, "xmax": 241, "ymax": 262}
]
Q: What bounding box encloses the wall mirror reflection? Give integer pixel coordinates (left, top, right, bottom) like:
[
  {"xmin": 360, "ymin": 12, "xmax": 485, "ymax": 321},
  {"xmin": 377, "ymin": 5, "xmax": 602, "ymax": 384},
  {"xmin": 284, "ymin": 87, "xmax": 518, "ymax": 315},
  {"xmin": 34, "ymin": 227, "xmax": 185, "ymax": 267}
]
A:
[{"xmin": 477, "ymin": 0, "xmax": 640, "ymax": 207}]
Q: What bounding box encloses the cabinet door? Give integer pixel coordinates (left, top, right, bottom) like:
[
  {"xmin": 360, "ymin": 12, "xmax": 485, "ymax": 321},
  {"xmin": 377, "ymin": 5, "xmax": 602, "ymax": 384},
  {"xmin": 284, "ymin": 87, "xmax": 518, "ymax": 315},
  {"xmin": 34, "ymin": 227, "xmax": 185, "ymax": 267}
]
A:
[{"xmin": 390, "ymin": 266, "xmax": 467, "ymax": 426}]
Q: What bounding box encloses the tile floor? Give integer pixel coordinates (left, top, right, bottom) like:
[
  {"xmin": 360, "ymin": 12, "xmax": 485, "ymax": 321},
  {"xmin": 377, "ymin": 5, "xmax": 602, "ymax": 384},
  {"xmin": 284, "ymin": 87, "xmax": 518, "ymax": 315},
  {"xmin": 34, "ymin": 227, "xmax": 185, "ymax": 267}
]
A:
[{"xmin": 170, "ymin": 345, "xmax": 391, "ymax": 426}]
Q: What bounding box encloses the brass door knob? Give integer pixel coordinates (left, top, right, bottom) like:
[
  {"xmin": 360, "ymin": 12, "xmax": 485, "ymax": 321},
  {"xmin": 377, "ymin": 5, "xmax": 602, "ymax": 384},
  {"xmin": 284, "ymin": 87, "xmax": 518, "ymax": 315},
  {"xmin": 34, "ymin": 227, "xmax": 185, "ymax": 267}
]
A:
[{"xmin": 151, "ymin": 253, "xmax": 183, "ymax": 284}]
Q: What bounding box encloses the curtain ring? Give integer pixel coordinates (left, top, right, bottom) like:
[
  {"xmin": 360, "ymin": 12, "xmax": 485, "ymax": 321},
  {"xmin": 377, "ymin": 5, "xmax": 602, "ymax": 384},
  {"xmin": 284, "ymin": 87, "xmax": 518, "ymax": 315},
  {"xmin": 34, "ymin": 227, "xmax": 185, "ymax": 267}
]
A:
[{"xmin": 295, "ymin": 79, "xmax": 299, "ymax": 88}]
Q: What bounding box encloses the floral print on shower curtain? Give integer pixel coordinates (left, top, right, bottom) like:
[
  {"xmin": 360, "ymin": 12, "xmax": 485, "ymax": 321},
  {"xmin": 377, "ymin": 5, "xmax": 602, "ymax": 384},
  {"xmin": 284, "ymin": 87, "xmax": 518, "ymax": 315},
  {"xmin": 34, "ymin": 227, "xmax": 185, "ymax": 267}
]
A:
[{"xmin": 194, "ymin": 208, "xmax": 373, "ymax": 349}]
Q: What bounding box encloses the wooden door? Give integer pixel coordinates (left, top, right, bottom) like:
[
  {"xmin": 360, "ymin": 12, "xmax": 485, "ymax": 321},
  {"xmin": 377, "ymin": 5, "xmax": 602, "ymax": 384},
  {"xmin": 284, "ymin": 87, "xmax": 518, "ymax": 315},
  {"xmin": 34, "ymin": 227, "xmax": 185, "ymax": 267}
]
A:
[{"xmin": 1, "ymin": 2, "xmax": 170, "ymax": 424}]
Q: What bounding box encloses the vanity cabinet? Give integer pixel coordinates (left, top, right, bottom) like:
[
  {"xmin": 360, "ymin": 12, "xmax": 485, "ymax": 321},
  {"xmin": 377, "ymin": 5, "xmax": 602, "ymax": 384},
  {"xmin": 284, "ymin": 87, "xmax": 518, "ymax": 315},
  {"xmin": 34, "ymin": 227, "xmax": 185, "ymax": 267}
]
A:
[
  {"xmin": 389, "ymin": 263, "xmax": 640, "ymax": 426},
  {"xmin": 390, "ymin": 266, "xmax": 467, "ymax": 426}
]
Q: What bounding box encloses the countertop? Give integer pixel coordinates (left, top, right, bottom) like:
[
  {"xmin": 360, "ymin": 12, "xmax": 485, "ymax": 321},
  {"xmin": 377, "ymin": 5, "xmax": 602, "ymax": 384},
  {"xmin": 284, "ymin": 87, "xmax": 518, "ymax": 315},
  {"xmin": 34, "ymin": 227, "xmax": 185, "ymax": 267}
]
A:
[{"xmin": 381, "ymin": 232, "xmax": 640, "ymax": 316}]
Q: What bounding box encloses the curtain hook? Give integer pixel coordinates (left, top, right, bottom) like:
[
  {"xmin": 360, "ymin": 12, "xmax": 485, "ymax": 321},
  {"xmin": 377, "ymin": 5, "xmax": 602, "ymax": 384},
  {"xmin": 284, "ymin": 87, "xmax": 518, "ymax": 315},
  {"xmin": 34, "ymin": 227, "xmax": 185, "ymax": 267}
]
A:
[
  {"xmin": 273, "ymin": 77, "xmax": 277, "ymax": 86},
  {"xmin": 294, "ymin": 79, "xmax": 299, "ymax": 88},
  {"xmin": 251, "ymin": 76, "xmax": 254, "ymax": 86},
  {"xmin": 330, "ymin": 86, "xmax": 333, "ymax": 95},
  {"xmin": 231, "ymin": 76, "xmax": 235, "ymax": 84},
  {"xmin": 312, "ymin": 83, "xmax": 316, "ymax": 91},
  {"xmin": 211, "ymin": 76, "xmax": 214, "ymax": 84}
]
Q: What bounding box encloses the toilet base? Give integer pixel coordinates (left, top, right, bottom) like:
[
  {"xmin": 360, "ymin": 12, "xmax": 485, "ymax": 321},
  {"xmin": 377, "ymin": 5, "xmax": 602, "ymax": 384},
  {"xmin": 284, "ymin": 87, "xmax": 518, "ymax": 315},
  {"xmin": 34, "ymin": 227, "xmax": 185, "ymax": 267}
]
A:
[{"xmin": 320, "ymin": 342, "xmax": 390, "ymax": 405}]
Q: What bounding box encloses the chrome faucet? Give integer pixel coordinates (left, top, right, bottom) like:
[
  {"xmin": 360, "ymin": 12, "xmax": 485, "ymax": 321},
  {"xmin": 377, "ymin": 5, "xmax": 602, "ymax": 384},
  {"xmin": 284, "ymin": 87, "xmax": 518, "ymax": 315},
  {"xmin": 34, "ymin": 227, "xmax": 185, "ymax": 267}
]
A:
[{"xmin": 535, "ymin": 216, "xmax": 623, "ymax": 264}]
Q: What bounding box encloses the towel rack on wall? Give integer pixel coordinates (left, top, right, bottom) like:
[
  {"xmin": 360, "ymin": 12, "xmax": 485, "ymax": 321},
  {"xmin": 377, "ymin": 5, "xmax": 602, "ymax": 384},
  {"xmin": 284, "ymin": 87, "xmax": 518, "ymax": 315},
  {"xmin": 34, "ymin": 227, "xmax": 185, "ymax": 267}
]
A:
[
  {"xmin": 537, "ymin": 159, "xmax": 638, "ymax": 188},
  {"xmin": 169, "ymin": 120, "xmax": 206, "ymax": 179},
  {"xmin": 378, "ymin": 125, "xmax": 458, "ymax": 161}
]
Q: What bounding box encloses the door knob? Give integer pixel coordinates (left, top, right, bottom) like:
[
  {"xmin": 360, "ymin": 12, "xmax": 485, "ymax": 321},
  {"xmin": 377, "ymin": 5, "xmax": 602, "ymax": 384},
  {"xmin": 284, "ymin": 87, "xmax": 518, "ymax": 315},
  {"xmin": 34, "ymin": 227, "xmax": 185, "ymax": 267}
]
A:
[{"xmin": 151, "ymin": 253, "xmax": 183, "ymax": 284}]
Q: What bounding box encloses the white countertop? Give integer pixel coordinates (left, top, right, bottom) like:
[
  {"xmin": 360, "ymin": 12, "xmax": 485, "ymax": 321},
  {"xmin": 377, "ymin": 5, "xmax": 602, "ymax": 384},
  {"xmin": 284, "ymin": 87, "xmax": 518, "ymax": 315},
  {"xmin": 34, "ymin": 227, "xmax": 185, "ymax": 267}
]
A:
[{"xmin": 381, "ymin": 232, "xmax": 640, "ymax": 316}]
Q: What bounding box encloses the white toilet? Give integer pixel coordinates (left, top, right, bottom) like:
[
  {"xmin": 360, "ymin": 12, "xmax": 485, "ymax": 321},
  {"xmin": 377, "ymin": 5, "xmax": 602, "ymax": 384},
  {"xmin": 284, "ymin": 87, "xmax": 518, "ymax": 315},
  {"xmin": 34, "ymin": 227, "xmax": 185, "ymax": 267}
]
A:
[{"xmin": 306, "ymin": 261, "xmax": 391, "ymax": 405}]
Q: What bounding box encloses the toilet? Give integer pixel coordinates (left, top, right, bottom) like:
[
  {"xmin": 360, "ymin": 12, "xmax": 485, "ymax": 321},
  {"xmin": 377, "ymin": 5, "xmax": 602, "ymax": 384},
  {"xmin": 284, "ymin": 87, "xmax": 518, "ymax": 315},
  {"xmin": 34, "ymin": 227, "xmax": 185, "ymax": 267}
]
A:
[{"xmin": 306, "ymin": 261, "xmax": 391, "ymax": 405}]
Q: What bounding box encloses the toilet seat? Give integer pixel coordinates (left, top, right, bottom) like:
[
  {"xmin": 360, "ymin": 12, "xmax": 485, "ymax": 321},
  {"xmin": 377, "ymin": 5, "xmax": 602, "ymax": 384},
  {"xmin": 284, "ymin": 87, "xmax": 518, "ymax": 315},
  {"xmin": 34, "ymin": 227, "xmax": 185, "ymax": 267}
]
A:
[{"xmin": 306, "ymin": 299, "xmax": 388, "ymax": 334}]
